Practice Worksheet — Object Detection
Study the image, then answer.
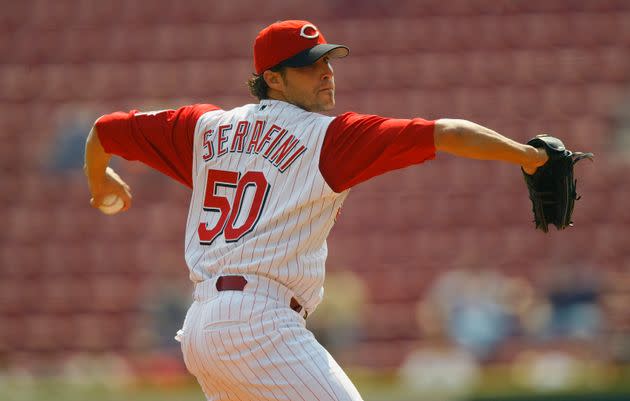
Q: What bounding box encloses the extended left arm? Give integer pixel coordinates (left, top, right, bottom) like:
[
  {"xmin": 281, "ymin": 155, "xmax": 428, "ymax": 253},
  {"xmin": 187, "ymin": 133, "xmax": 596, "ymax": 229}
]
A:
[{"xmin": 433, "ymin": 119, "xmax": 548, "ymax": 174}]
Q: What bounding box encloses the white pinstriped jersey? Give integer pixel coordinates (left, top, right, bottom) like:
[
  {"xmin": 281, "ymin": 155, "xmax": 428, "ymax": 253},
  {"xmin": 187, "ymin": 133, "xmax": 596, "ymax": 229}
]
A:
[
  {"xmin": 184, "ymin": 99, "xmax": 349, "ymax": 312},
  {"xmin": 95, "ymin": 82, "xmax": 435, "ymax": 401},
  {"xmin": 95, "ymin": 99, "xmax": 435, "ymax": 315}
]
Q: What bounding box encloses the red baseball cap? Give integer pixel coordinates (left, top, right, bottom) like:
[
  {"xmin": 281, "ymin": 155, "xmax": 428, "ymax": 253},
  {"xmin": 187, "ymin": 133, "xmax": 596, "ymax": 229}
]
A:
[{"xmin": 254, "ymin": 20, "xmax": 349, "ymax": 75}]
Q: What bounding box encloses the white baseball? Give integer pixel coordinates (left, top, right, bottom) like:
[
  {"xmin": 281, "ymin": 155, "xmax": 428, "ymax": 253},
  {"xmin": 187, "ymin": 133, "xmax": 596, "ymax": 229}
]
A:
[{"xmin": 99, "ymin": 194, "xmax": 124, "ymax": 215}]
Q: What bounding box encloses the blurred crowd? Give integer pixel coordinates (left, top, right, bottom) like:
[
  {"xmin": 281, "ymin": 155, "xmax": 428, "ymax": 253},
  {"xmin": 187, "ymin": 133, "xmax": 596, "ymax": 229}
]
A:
[{"xmin": 2, "ymin": 1, "xmax": 630, "ymax": 397}]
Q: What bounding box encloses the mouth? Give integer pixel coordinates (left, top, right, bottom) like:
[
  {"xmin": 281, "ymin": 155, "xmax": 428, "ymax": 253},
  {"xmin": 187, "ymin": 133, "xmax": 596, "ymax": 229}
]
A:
[{"xmin": 318, "ymin": 87, "xmax": 334, "ymax": 93}]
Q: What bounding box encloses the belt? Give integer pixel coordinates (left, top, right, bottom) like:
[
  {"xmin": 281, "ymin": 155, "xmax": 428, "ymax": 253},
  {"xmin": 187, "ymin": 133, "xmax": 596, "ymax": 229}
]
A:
[{"xmin": 215, "ymin": 275, "xmax": 308, "ymax": 319}]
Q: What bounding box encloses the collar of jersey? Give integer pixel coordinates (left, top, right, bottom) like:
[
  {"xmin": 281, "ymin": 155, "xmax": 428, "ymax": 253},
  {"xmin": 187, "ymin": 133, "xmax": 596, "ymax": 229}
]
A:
[
  {"xmin": 259, "ymin": 99, "xmax": 285, "ymax": 106},
  {"xmin": 258, "ymin": 98, "xmax": 296, "ymax": 109},
  {"xmin": 258, "ymin": 98, "xmax": 320, "ymax": 115}
]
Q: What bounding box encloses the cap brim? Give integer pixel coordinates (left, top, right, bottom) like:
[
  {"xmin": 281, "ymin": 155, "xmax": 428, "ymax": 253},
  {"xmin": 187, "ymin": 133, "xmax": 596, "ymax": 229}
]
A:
[{"xmin": 278, "ymin": 44, "xmax": 349, "ymax": 68}]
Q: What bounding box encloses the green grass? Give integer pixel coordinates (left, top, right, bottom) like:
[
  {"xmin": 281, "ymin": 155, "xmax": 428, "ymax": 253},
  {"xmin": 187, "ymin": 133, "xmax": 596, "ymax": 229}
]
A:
[
  {"xmin": 0, "ymin": 379, "xmax": 204, "ymax": 401},
  {"xmin": 2, "ymin": 368, "xmax": 630, "ymax": 401}
]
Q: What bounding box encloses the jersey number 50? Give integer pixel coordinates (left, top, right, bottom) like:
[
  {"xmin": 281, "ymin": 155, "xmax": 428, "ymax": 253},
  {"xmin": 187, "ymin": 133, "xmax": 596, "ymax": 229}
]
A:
[{"xmin": 198, "ymin": 169, "xmax": 270, "ymax": 245}]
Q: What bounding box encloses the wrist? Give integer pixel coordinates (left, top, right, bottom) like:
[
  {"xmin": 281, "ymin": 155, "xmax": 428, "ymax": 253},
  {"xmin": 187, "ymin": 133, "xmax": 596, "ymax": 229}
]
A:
[
  {"xmin": 84, "ymin": 162, "xmax": 107, "ymax": 177},
  {"xmin": 532, "ymin": 146, "xmax": 548, "ymax": 165},
  {"xmin": 522, "ymin": 146, "xmax": 548, "ymax": 174},
  {"xmin": 84, "ymin": 163, "xmax": 108, "ymax": 192}
]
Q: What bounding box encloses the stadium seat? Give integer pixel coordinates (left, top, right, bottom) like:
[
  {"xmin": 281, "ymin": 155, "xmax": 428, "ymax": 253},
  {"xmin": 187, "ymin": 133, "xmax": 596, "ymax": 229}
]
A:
[
  {"xmin": 362, "ymin": 302, "xmax": 419, "ymax": 340},
  {"xmin": 2, "ymin": 0, "xmax": 630, "ymax": 371}
]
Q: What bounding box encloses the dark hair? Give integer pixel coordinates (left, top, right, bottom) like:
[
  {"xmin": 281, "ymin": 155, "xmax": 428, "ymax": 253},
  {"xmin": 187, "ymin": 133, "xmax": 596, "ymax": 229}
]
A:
[{"xmin": 247, "ymin": 66, "xmax": 286, "ymax": 100}]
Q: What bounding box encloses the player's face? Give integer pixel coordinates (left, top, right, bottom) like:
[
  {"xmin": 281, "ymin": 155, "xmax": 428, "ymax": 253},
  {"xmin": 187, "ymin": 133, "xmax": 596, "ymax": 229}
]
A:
[{"xmin": 280, "ymin": 56, "xmax": 336, "ymax": 112}]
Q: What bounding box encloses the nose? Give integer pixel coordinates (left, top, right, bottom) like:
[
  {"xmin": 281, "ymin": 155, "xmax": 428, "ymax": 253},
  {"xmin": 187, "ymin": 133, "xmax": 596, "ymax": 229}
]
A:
[{"xmin": 319, "ymin": 58, "xmax": 333, "ymax": 80}]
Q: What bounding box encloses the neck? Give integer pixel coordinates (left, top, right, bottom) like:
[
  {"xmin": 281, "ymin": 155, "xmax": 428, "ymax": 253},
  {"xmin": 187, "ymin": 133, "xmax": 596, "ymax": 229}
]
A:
[{"xmin": 266, "ymin": 89, "xmax": 288, "ymax": 103}]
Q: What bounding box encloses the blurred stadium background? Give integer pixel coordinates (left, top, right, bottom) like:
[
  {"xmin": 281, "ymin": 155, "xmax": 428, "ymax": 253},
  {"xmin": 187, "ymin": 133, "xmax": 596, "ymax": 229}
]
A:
[{"xmin": 2, "ymin": 0, "xmax": 630, "ymax": 400}]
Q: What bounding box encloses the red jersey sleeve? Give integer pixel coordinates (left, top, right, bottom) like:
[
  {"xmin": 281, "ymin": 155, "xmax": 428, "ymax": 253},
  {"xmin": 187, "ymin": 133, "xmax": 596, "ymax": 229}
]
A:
[
  {"xmin": 320, "ymin": 112, "xmax": 436, "ymax": 192},
  {"xmin": 95, "ymin": 104, "xmax": 221, "ymax": 188}
]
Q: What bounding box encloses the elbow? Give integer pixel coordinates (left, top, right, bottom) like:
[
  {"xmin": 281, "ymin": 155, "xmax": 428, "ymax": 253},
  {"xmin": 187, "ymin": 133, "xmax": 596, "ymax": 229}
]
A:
[
  {"xmin": 433, "ymin": 118, "xmax": 472, "ymax": 150},
  {"xmin": 86, "ymin": 124, "xmax": 100, "ymax": 145},
  {"xmin": 93, "ymin": 115, "xmax": 106, "ymax": 132}
]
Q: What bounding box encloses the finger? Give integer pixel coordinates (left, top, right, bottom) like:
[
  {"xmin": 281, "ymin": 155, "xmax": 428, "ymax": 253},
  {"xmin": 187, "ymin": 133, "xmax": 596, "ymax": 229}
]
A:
[
  {"xmin": 113, "ymin": 190, "xmax": 132, "ymax": 211},
  {"xmin": 123, "ymin": 185, "xmax": 133, "ymax": 199},
  {"xmin": 106, "ymin": 167, "xmax": 122, "ymax": 181},
  {"xmin": 122, "ymin": 201, "xmax": 131, "ymax": 212},
  {"xmin": 90, "ymin": 194, "xmax": 104, "ymax": 208},
  {"xmin": 121, "ymin": 195, "xmax": 132, "ymax": 212}
]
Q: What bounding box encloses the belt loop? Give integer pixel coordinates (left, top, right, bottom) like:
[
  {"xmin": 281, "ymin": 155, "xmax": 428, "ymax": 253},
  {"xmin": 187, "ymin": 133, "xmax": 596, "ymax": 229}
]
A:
[
  {"xmin": 202, "ymin": 275, "xmax": 307, "ymax": 319},
  {"xmin": 290, "ymin": 296, "xmax": 308, "ymax": 319},
  {"xmin": 216, "ymin": 275, "xmax": 248, "ymax": 291}
]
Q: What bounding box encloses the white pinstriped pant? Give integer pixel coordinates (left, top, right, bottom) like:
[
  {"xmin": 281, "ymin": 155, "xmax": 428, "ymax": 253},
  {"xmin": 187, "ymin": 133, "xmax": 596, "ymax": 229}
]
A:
[{"xmin": 176, "ymin": 276, "xmax": 363, "ymax": 401}]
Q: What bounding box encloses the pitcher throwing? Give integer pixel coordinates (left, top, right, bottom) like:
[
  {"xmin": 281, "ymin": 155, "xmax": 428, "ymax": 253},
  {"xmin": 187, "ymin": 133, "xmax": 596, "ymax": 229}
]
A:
[{"xmin": 84, "ymin": 20, "xmax": 549, "ymax": 400}]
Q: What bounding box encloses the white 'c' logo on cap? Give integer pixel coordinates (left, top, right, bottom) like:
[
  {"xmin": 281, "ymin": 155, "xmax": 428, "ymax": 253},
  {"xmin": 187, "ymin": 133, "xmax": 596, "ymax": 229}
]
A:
[{"xmin": 299, "ymin": 24, "xmax": 319, "ymax": 39}]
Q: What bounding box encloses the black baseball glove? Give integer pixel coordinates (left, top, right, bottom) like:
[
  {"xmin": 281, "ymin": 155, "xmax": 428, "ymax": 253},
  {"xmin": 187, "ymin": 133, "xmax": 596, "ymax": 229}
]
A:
[{"xmin": 522, "ymin": 134, "xmax": 594, "ymax": 232}]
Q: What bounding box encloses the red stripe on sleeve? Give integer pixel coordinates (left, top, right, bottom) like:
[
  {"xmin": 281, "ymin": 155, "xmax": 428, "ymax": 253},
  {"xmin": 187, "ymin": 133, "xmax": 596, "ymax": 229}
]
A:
[
  {"xmin": 319, "ymin": 112, "xmax": 436, "ymax": 193},
  {"xmin": 95, "ymin": 104, "xmax": 221, "ymax": 188}
]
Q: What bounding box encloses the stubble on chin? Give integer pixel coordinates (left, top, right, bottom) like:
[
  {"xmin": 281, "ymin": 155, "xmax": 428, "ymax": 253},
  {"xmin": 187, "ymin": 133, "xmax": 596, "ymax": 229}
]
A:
[{"xmin": 315, "ymin": 91, "xmax": 335, "ymax": 112}]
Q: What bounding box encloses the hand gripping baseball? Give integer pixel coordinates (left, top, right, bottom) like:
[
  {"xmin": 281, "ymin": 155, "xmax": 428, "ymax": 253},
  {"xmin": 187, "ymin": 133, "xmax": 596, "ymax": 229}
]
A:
[
  {"xmin": 88, "ymin": 167, "xmax": 133, "ymax": 214},
  {"xmin": 522, "ymin": 134, "xmax": 594, "ymax": 232}
]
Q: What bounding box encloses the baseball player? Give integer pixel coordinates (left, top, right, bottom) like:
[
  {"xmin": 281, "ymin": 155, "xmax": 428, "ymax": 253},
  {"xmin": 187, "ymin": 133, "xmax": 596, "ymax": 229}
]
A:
[{"xmin": 84, "ymin": 20, "xmax": 548, "ymax": 401}]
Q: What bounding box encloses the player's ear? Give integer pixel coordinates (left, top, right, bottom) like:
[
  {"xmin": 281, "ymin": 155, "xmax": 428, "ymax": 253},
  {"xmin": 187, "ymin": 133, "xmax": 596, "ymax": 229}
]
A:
[{"xmin": 263, "ymin": 70, "xmax": 284, "ymax": 91}]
